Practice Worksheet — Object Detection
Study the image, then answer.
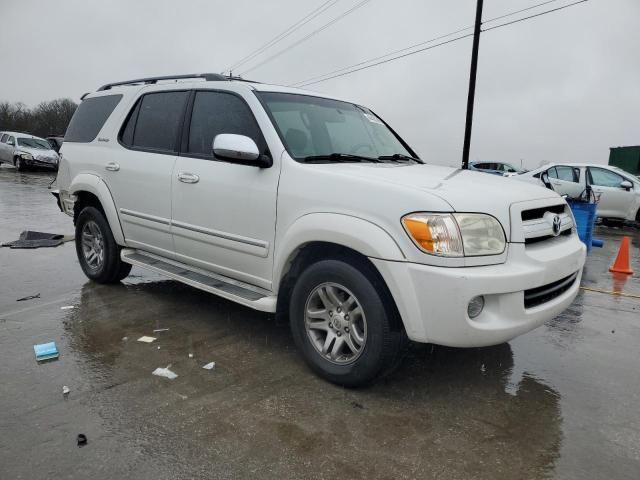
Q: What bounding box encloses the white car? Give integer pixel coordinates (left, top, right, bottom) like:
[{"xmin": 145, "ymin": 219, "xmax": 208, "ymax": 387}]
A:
[
  {"xmin": 53, "ymin": 73, "xmax": 586, "ymax": 386},
  {"xmin": 0, "ymin": 131, "xmax": 60, "ymax": 171},
  {"xmin": 514, "ymin": 163, "xmax": 640, "ymax": 223}
]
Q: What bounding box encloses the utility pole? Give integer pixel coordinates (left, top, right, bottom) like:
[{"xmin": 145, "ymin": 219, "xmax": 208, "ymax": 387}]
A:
[{"xmin": 461, "ymin": 0, "xmax": 484, "ymax": 170}]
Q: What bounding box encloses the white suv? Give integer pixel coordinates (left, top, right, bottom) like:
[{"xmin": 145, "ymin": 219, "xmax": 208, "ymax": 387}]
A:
[{"xmin": 53, "ymin": 73, "xmax": 586, "ymax": 386}]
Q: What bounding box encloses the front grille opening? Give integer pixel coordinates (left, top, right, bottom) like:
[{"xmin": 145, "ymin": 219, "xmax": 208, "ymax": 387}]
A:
[
  {"xmin": 521, "ymin": 204, "xmax": 565, "ymax": 221},
  {"xmin": 525, "ymin": 228, "xmax": 572, "ymax": 245},
  {"xmin": 524, "ymin": 272, "xmax": 578, "ymax": 309}
]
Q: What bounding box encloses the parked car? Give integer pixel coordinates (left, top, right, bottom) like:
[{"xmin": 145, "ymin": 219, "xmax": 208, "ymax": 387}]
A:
[
  {"xmin": 0, "ymin": 131, "xmax": 60, "ymax": 171},
  {"xmin": 52, "ymin": 73, "xmax": 586, "ymax": 386},
  {"xmin": 47, "ymin": 136, "xmax": 65, "ymax": 153},
  {"xmin": 469, "ymin": 161, "xmax": 523, "ymax": 176},
  {"xmin": 514, "ymin": 163, "xmax": 640, "ymax": 223}
]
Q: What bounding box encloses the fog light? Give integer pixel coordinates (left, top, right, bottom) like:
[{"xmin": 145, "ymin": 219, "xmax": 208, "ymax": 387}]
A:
[{"xmin": 467, "ymin": 296, "xmax": 485, "ymax": 319}]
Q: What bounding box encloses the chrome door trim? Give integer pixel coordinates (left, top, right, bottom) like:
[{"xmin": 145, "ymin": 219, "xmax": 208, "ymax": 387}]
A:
[
  {"xmin": 120, "ymin": 208, "xmax": 171, "ymax": 225},
  {"xmin": 171, "ymin": 219, "xmax": 268, "ymax": 249}
]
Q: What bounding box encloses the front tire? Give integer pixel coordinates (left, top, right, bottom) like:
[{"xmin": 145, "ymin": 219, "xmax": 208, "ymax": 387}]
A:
[
  {"xmin": 14, "ymin": 157, "xmax": 26, "ymax": 172},
  {"xmin": 75, "ymin": 206, "xmax": 132, "ymax": 283},
  {"xmin": 289, "ymin": 258, "xmax": 405, "ymax": 387}
]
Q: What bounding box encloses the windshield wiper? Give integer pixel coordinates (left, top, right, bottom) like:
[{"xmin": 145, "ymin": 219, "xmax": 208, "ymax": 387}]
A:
[
  {"xmin": 300, "ymin": 153, "xmax": 381, "ymax": 163},
  {"xmin": 378, "ymin": 153, "xmax": 423, "ymax": 163}
]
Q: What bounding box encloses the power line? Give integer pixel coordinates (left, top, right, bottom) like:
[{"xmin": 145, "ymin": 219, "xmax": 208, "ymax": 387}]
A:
[
  {"xmin": 227, "ymin": 0, "xmax": 340, "ymax": 73},
  {"xmin": 239, "ymin": 0, "xmax": 374, "ymax": 76},
  {"xmin": 288, "ymin": 26, "xmax": 472, "ymax": 87},
  {"xmin": 288, "ymin": 0, "xmax": 563, "ymax": 87},
  {"xmin": 297, "ymin": 33, "xmax": 475, "ymax": 87},
  {"xmin": 483, "ymin": 0, "xmax": 560, "ymax": 24},
  {"xmin": 482, "ymin": 0, "xmax": 588, "ymax": 32},
  {"xmin": 294, "ymin": 0, "xmax": 588, "ymax": 88}
]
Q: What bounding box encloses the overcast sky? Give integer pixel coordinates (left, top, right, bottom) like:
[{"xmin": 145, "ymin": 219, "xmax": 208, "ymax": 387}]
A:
[{"xmin": 2, "ymin": 0, "xmax": 638, "ymax": 169}]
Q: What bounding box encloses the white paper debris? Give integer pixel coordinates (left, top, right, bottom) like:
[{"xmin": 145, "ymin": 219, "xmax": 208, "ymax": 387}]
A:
[
  {"xmin": 60, "ymin": 306, "xmax": 75, "ymax": 310},
  {"xmin": 137, "ymin": 336, "xmax": 156, "ymax": 343},
  {"xmin": 122, "ymin": 337, "xmax": 128, "ymax": 341},
  {"xmin": 153, "ymin": 328, "xmax": 170, "ymax": 333},
  {"xmin": 152, "ymin": 366, "xmax": 178, "ymax": 380},
  {"xmin": 188, "ymin": 353, "xmax": 194, "ymax": 358},
  {"xmin": 62, "ymin": 385, "xmax": 70, "ymax": 395},
  {"xmin": 202, "ymin": 362, "xmax": 216, "ymax": 370}
]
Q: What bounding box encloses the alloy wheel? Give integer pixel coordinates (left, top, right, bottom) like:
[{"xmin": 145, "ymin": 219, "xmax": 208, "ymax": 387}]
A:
[
  {"xmin": 304, "ymin": 282, "xmax": 367, "ymax": 364},
  {"xmin": 81, "ymin": 220, "xmax": 105, "ymax": 271}
]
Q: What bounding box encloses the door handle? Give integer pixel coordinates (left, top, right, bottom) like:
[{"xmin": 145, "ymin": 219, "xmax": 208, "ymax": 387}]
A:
[
  {"xmin": 177, "ymin": 172, "xmax": 200, "ymax": 184},
  {"xmin": 105, "ymin": 162, "xmax": 120, "ymax": 172}
]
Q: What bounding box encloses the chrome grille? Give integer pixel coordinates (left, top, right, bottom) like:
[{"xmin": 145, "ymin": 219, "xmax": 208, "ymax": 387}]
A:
[{"xmin": 521, "ymin": 203, "xmax": 573, "ymax": 244}]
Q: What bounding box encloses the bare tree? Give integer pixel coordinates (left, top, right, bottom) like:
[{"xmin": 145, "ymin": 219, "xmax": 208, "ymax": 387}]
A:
[{"xmin": 0, "ymin": 98, "xmax": 77, "ymax": 137}]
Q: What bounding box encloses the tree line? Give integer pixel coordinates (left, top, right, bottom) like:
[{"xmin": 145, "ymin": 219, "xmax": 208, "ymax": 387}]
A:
[{"xmin": 0, "ymin": 99, "xmax": 77, "ymax": 138}]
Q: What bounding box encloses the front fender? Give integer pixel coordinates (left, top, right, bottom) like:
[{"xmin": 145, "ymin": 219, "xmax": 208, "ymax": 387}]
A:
[
  {"xmin": 273, "ymin": 212, "xmax": 406, "ymax": 290},
  {"xmin": 70, "ymin": 173, "xmax": 125, "ymax": 245}
]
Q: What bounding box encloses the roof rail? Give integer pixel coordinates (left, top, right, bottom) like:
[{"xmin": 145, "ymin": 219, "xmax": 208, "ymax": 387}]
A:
[{"xmin": 97, "ymin": 73, "xmax": 227, "ymax": 91}]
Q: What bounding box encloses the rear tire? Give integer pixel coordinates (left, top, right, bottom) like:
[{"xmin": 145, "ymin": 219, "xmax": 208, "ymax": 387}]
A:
[
  {"xmin": 75, "ymin": 206, "xmax": 132, "ymax": 283},
  {"xmin": 289, "ymin": 258, "xmax": 405, "ymax": 387}
]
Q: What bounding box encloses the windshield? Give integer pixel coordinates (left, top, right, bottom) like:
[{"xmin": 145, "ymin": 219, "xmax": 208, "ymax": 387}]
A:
[
  {"xmin": 17, "ymin": 138, "xmax": 51, "ymax": 149},
  {"xmin": 500, "ymin": 163, "xmax": 519, "ymax": 172},
  {"xmin": 258, "ymin": 92, "xmax": 414, "ymax": 160}
]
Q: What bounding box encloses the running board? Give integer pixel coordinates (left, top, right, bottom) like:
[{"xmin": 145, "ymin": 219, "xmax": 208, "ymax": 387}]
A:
[{"xmin": 120, "ymin": 249, "xmax": 276, "ymax": 312}]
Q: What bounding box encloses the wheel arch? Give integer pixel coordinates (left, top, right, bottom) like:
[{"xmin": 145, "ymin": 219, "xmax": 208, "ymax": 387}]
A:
[
  {"xmin": 273, "ymin": 213, "xmax": 406, "ymax": 290},
  {"xmin": 274, "ymin": 213, "xmax": 407, "ymax": 331},
  {"xmin": 70, "ymin": 174, "xmax": 125, "ymax": 245}
]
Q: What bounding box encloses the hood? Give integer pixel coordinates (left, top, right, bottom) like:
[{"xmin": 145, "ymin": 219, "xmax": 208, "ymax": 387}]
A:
[
  {"xmin": 313, "ymin": 162, "xmax": 561, "ymax": 236},
  {"xmin": 17, "ymin": 146, "xmax": 59, "ymax": 160}
]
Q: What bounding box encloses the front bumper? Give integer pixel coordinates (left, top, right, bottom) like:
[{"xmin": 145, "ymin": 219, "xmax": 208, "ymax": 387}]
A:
[
  {"xmin": 24, "ymin": 158, "xmax": 58, "ymax": 170},
  {"xmin": 372, "ymin": 235, "xmax": 586, "ymax": 347}
]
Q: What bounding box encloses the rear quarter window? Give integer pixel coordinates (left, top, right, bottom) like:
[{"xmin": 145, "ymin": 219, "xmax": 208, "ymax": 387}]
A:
[{"xmin": 65, "ymin": 94, "xmax": 122, "ymax": 143}]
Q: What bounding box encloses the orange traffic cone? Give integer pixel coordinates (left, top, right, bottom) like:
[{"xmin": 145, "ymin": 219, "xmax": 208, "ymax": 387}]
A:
[{"xmin": 609, "ymin": 236, "xmax": 633, "ymax": 275}]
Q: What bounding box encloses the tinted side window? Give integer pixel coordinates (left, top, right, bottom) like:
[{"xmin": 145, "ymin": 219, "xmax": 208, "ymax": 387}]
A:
[
  {"xmin": 120, "ymin": 100, "xmax": 141, "ymax": 147},
  {"xmin": 125, "ymin": 91, "xmax": 189, "ymax": 152},
  {"xmin": 65, "ymin": 94, "xmax": 122, "ymax": 143},
  {"xmin": 0, "ymin": 134, "xmax": 7, "ymax": 143},
  {"xmin": 188, "ymin": 91, "xmax": 266, "ymax": 156},
  {"xmin": 590, "ymin": 168, "xmax": 624, "ymax": 187}
]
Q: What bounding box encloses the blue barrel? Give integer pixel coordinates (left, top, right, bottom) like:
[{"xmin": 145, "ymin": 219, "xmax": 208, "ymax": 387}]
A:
[{"xmin": 567, "ymin": 199, "xmax": 597, "ymax": 253}]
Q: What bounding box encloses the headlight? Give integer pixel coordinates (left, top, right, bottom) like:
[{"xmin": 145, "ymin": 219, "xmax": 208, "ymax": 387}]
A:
[
  {"xmin": 19, "ymin": 152, "xmax": 33, "ymax": 160},
  {"xmin": 402, "ymin": 213, "xmax": 505, "ymax": 257}
]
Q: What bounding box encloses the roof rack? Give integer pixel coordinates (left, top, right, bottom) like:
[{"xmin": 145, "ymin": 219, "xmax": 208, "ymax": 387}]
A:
[{"xmin": 97, "ymin": 73, "xmax": 227, "ymax": 91}]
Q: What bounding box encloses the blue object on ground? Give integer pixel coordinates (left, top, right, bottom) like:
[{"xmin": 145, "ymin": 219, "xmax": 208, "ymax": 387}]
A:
[
  {"xmin": 34, "ymin": 342, "xmax": 59, "ymax": 361},
  {"xmin": 592, "ymin": 239, "xmax": 604, "ymax": 248},
  {"xmin": 567, "ymin": 199, "xmax": 597, "ymax": 253}
]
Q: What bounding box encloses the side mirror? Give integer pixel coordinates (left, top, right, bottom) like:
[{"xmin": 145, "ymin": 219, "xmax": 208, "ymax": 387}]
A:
[
  {"xmin": 213, "ymin": 134, "xmax": 259, "ymax": 161},
  {"xmin": 540, "ymin": 171, "xmax": 553, "ymax": 189},
  {"xmin": 7, "ymin": 140, "xmax": 15, "ymax": 146},
  {"xmin": 620, "ymin": 180, "xmax": 633, "ymax": 191}
]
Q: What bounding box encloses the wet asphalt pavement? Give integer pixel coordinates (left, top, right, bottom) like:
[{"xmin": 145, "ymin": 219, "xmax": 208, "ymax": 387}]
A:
[{"xmin": 1, "ymin": 165, "xmax": 639, "ymax": 480}]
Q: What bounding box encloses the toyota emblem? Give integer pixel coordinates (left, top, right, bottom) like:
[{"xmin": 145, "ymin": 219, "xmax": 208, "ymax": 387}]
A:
[{"xmin": 552, "ymin": 215, "xmax": 562, "ymax": 236}]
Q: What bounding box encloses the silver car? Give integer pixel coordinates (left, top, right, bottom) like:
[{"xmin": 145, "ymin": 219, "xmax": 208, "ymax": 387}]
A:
[{"xmin": 0, "ymin": 131, "xmax": 60, "ymax": 171}]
